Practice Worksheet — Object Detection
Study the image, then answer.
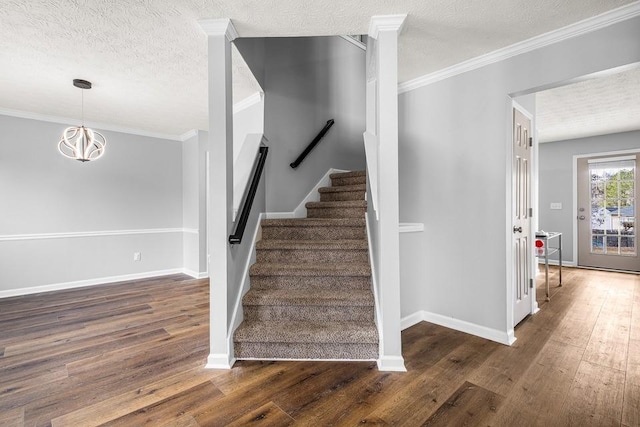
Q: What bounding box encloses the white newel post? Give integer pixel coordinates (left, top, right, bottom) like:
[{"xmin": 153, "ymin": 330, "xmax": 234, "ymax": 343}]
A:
[
  {"xmin": 368, "ymin": 15, "xmax": 407, "ymax": 371},
  {"xmin": 198, "ymin": 18, "xmax": 238, "ymax": 369}
]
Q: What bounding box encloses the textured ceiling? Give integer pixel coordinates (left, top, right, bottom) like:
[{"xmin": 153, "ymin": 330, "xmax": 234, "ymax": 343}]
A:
[
  {"xmin": 0, "ymin": 0, "xmax": 636, "ymax": 137},
  {"xmin": 537, "ymin": 67, "xmax": 640, "ymax": 142}
]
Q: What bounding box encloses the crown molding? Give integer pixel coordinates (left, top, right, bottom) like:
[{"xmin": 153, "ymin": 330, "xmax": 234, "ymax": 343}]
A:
[
  {"xmin": 398, "ymin": 1, "xmax": 640, "ymax": 94},
  {"xmin": 368, "ymin": 14, "xmax": 407, "ymax": 40},
  {"xmin": 198, "ymin": 18, "xmax": 239, "ymax": 41},
  {"xmin": 0, "ymin": 107, "xmax": 184, "ymax": 141},
  {"xmin": 179, "ymin": 129, "xmax": 198, "ymax": 142},
  {"xmin": 233, "ymin": 91, "xmax": 263, "ymax": 114}
]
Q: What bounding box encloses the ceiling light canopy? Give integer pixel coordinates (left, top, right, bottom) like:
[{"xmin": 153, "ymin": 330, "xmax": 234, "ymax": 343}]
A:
[{"xmin": 58, "ymin": 79, "xmax": 106, "ymax": 162}]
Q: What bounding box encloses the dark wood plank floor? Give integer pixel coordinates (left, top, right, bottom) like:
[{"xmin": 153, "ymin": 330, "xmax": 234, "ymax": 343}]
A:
[{"xmin": 0, "ymin": 267, "xmax": 638, "ymax": 426}]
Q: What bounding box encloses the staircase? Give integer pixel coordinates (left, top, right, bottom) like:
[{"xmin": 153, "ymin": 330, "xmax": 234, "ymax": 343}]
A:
[{"xmin": 234, "ymin": 170, "xmax": 379, "ymax": 360}]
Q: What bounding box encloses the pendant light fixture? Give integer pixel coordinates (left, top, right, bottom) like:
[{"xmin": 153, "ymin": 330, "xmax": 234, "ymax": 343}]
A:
[{"xmin": 58, "ymin": 79, "xmax": 106, "ymax": 162}]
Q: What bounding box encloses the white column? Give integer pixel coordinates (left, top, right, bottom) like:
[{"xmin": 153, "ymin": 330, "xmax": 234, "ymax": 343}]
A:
[
  {"xmin": 368, "ymin": 15, "xmax": 407, "ymax": 371},
  {"xmin": 198, "ymin": 18, "xmax": 238, "ymax": 369}
]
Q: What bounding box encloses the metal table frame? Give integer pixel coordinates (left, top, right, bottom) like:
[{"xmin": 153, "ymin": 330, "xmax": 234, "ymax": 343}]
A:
[{"xmin": 535, "ymin": 232, "xmax": 562, "ymax": 301}]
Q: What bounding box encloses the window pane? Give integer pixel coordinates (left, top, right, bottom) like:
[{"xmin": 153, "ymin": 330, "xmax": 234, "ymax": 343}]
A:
[
  {"xmin": 591, "ymin": 235, "xmax": 604, "ymax": 254},
  {"xmin": 606, "ymin": 236, "xmax": 620, "ymax": 254},
  {"xmin": 621, "ymin": 237, "xmax": 636, "ymax": 255}
]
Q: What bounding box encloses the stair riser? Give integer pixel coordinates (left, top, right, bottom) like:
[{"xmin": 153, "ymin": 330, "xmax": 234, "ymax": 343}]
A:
[
  {"xmin": 256, "ymin": 249, "xmax": 368, "ymax": 263},
  {"xmin": 306, "ymin": 207, "xmax": 366, "ymax": 219},
  {"xmin": 234, "ymin": 342, "xmax": 378, "ymax": 360},
  {"xmin": 331, "ymin": 176, "xmax": 366, "ymax": 187},
  {"xmin": 262, "ymin": 226, "xmax": 365, "ymax": 240},
  {"xmin": 250, "ymin": 275, "xmax": 371, "ymax": 290},
  {"xmin": 320, "ymin": 191, "xmax": 365, "ymax": 202},
  {"xmin": 243, "ymin": 305, "xmax": 374, "ymax": 322}
]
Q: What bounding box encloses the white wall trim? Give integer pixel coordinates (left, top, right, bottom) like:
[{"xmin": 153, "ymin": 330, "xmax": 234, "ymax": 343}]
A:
[
  {"xmin": 227, "ymin": 212, "xmax": 264, "ymax": 362},
  {"xmin": 366, "ymin": 216, "xmax": 384, "ymax": 363},
  {"xmin": 401, "ymin": 311, "xmax": 516, "ymax": 346},
  {"xmin": 179, "ymin": 129, "xmax": 198, "ymax": 142},
  {"xmin": 398, "ymin": 2, "xmax": 640, "ymax": 94},
  {"xmin": 233, "ymin": 91, "xmax": 263, "ymax": 114},
  {"xmin": 292, "ymin": 168, "xmax": 349, "ymax": 218},
  {"xmin": 368, "ymin": 14, "xmax": 408, "ymax": 40},
  {"xmin": 377, "ymin": 356, "xmax": 408, "ymax": 372},
  {"xmin": 0, "ymin": 268, "xmax": 187, "ymax": 299},
  {"xmin": 0, "ymin": 108, "xmax": 184, "ymax": 141},
  {"xmin": 399, "ymin": 223, "xmax": 424, "ymax": 233},
  {"xmin": 0, "ymin": 228, "xmax": 194, "ymax": 242},
  {"xmin": 263, "ymin": 168, "xmax": 349, "ymax": 219},
  {"xmin": 198, "ymin": 18, "xmax": 239, "ymax": 41},
  {"xmin": 339, "ymin": 35, "xmax": 366, "ymax": 50},
  {"xmin": 183, "ymin": 268, "xmax": 209, "ymax": 279},
  {"xmin": 205, "ymin": 353, "xmax": 236, "ymax": 369}
]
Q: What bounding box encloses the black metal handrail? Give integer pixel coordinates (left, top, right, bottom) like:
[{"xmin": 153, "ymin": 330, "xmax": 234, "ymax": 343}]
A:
[
  {"xmin": 289, "ymin": 119, "xmax": 335, "ymax": 169},
  {"xmin": 229, "ymin": 145, "xmax": 269, "ymax": 244}
]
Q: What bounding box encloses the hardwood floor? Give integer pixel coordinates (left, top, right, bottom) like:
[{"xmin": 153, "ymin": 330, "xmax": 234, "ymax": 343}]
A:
[{"xmin": 0, "ymin": 267, "xmax": 638, "ymax": 426}]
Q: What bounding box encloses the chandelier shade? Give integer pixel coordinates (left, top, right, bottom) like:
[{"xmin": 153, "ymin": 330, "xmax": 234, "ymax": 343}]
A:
[
  {"xmin": 59, "ymin": 79, "xmax": 106, "ymax": 162},
  {"xmin": 58, "ymin": 126, "xmax": 106, "ymax": 162}
]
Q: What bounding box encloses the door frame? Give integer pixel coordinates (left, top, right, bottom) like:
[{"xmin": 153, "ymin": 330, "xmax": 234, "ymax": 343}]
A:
[{"xmin": 572, "ymin": 148, "xmax": 640, "ymax": 270}]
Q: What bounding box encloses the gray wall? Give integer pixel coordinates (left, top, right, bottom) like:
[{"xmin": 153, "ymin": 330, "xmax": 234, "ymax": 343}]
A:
[
  {"xmin": 397, "ymin": 16, "xmax": 640, "ymax": 333},
  {"xmin": 539, "ymin": 130, "xmax": 640, "ymax": 263},
  {"xmin": 237, "ymin": 36, "xmax": 366, "ymax": 212},
  {"xmin": 0, "ymin": 114, "xmax": 184, "ymax": 292}
]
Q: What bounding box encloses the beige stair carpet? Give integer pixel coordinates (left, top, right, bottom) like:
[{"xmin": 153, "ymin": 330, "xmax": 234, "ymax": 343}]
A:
[{"xmin": 234, "ymin": 170, "xmax": 379, "ymax": 360}]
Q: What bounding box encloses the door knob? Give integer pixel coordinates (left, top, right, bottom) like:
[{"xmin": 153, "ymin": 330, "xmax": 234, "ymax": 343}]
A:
[
  {"xmin": 578, "ymin": 215, "xmax": 586, "ymax": 220},
  {"xmin": 513, "ymin": 226, "xmax": 522, "ymax": 233}
]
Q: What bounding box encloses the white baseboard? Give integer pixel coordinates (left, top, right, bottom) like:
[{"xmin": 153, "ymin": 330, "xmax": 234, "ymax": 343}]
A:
[
  {"xmin": 183, "ymin": 269, "xmax": 208, "ymax": 279},
  {"xmin": 377, "ymin": 356, "xmax": 407, "ymax": 372},
  {"xmin": 265, "ymin": 168, "xmax": 349, "ymax": 220},
  {"xmin": 227, "ymin": 212, "xmax": 264, "ymax": 360},
  {"xmin": 0, "ymin": 268, "xmax": 187, "ymax": 299},
  {"xmin": 537, "ymin": 259, "xmax": 575, "ymax": 267},
  {"xmin": 205, "ymin": 353, "xmax": 236, "ymax": 369},
  {"xmin": 401, "ymin": 310, "xmax": 516, "ymax": 346}
]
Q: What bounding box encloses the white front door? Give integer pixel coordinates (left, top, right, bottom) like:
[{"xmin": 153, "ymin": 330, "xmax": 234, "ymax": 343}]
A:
[
  {"xmin": 577, "ymin": 154, "xmax": 639, "ymax": 272},
  {"xmin": 513, "ymin": 107, "xmax": 533, "ymax": 326}
]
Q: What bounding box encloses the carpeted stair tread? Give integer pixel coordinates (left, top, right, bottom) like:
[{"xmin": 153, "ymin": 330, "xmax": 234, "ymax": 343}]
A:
[
  {"xmin": 318, "ymin": 184, "xmax": 366, "ymax": 193},
  {"xmin": 329, "ymin": 170, "xmax": 366, "ymax": 179},
  {"xmin": 234, "ymin": 320, "xmax": 378, "ymax": 344},
  {"xmin": 305, "ymin": 200, "xmax": 367, "ymax": 208},
  {"xmin": 243, "ymin": 289, "xmax": 374, "ymax": 307},
  {"xmin": 261, "ymin": 217, "xmax": 365, "ymax": 227},
  {"xmin": 250, "ymin": 262, "xmax": 371, "ymax": 276},
  {"xmin": 256, "ymin": 239, "xmax": 368, "ymax": 250}
]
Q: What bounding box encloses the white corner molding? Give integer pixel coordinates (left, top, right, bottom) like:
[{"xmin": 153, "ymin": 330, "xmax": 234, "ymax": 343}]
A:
[
  {"xmin": 205, "ymin": 353, "xmax": 235, "ymax": 369},
  {"xmin": 198, "ymin": 18, "xmax": 239, "ymax": 41},
  {"xmin": 398, "ymin": 1, "xmax": 640, "ymax": 94},
  {"xmin": 339, "ymin": 35, "xmax": 366, "ymax": 50},
  {"xmin": 183, "ymin": 269, "xmax": 208, "ymax": 279},
  {"xmin": 179, "ymin": 129, "xmax": 198, "ymax": 142},
  {"xmin": 233, "ymin": 91, "xmax": 263, "ymax": 114},
  {"xmin": 401, "ymin": 310, "xmax": 517, "ymax": 346},
  {"xmin": 292, "ymin": 168, "xmax": 349, "ymax": 218},
  {"xmin": 377, "ymin": 356, "xmax": 407, "ymax": 372},
  {"xmin": 368, "ymin": 14, "xmax": 408, "ymax": 39},
  {"xmin": 399, "ymin": 223, "xmax": 424, "ymax": 233}
]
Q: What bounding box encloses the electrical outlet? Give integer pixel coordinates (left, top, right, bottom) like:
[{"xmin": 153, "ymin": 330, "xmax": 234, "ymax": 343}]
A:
[
  {"xmin": 550, "ymin": 202, "xmax": 562, "ymax": 210},
  {"xmin": 133, "ymin": 252, "xmax": 141, "ymax": 261}
]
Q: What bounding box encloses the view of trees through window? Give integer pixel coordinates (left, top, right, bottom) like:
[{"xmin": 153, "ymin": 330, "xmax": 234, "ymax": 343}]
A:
[{"xmin": 589, "ymin": 159, "xmax": 635, "ymax": 256}]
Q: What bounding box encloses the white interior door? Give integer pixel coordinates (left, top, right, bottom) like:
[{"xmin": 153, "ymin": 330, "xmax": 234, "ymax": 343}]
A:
[
  {"xmin": 577, "ymin": 154, "xmax": 638, "ymax": 272},
  {"xmin": 513, "ymin": 107, "xmax": 533, "ymax": 326}
]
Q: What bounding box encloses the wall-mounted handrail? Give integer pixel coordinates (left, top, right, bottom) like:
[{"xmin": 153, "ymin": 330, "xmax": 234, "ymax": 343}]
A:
[
  {"xmin": 229, "ymin": 145, "xmax": 268, "ymax": 244},
  {"xmin": 290, "ymin": 119, "xmax": 335, "ymax": 169}
]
